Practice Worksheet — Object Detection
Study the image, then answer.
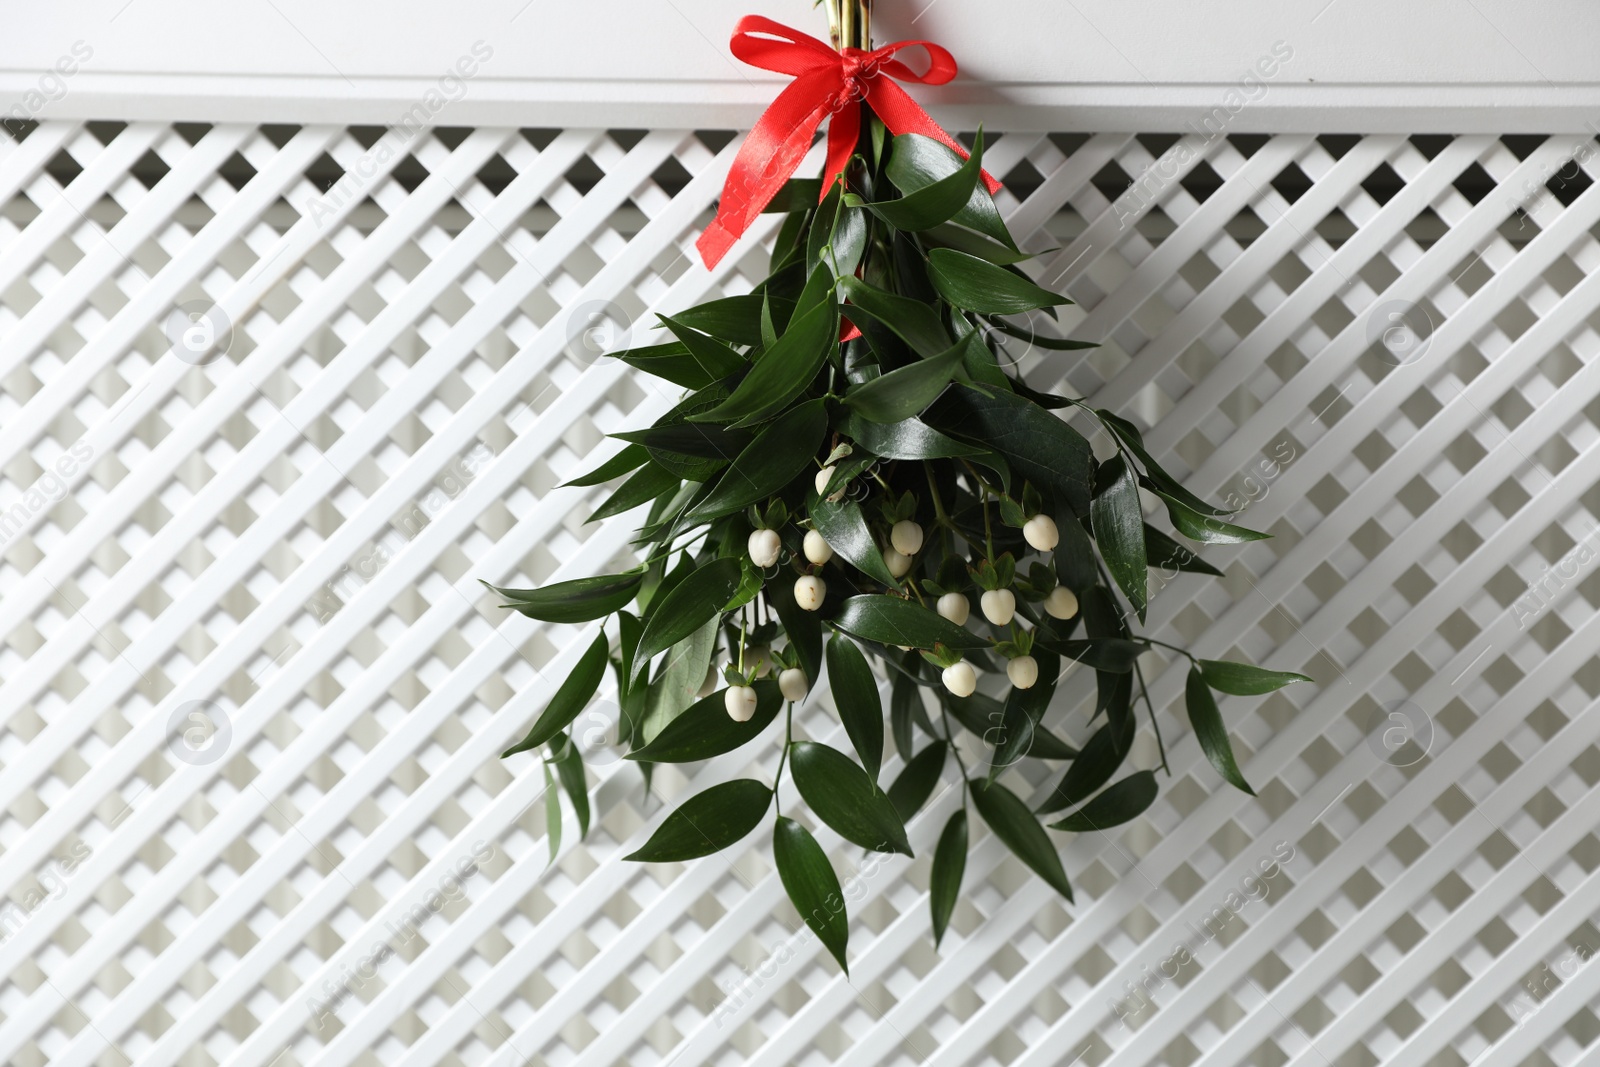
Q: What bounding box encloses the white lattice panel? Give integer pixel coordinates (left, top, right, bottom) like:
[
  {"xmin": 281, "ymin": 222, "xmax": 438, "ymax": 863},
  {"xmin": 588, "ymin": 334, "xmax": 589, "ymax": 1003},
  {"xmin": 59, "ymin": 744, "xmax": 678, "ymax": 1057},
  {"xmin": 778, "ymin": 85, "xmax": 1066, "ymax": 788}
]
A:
[{"xmin": 3, "ymin": 121, "xmax": 1600, "ymax": 1067}]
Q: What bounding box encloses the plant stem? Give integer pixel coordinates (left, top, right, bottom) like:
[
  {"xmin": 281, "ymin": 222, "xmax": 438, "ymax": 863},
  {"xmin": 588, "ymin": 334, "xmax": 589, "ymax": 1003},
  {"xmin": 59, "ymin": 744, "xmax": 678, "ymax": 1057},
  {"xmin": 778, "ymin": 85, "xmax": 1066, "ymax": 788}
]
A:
[
  {"xmin": 940, "ymin": 705, "xmax": 971, "ymax": 808},
  {"xmin": 1134, "ymin": 658, "xmax": 1169, "ymax": 774},
  {"xmin": 774, "ymin": 700, "xmax": 793, "ymax": 815}
]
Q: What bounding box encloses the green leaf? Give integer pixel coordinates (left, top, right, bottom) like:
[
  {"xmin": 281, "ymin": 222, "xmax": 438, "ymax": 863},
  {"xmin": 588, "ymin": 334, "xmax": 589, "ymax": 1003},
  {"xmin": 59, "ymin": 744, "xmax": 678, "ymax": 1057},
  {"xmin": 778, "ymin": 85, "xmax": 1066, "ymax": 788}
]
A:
[
  {"xmin": 987, "ymin": 317, "xmax": 1098, "ymax": 350},
  {"xmin": 502, "ymin": 630, "xmax": 609, "ymax": 757},
  {"xmin": 827, "ymin": 634, "xmax": 885, "ymax": 782},
  {"xmin": 887, "ymin": 743, "xmax": 948, "ymax": 823},
  {"xmin": 860, "ymin": 128, "xmax": 985, "ymax": 232},
  {"xmin": 1097, "ymin": 408, "xmax": 1236, "ymax": 517},
  {"xmin": 627, "ymin": 679, "xmax": 782, "ymax": 762},
  {"xmin": 550, "ymin": 736, "xmax": 591, "ymax": 838},
  {"xmin": 843, "ymin": 332, "xmax": 975, "ymax": 424},
  {"xmin": 1197, "ymin": 660, "xmax": 1313, "ymax": 696},
  {"xmin": 685, "ymin": 399, "xmax": 828, "ymax": 521},
  {"xmin": 1187, "ymin": 667, "xmax": 1254, "ymax": 795},
  {"xmin": 488, "ymin": 567, "xmax": 645, "ymax": 624},
  {"xmin": 773, "ymin": 816, "xmax": 850, "ymax": 973},
  {"xmin": 925, "ymin": 388, "xmax": 1094, "ymax": 517},
  {"xmin": 623, "ymin": 779, "xmax": 772, "ymax": 861},
  {"xmin": 1047, "ymin": 770, "xmax": 1158, "ymax": 833},
  {"xmin": 986, "ymin": 647, "xmax": 1060, "ymax": 778},
  {"xmin": 1044, "ymin": 637, "xmax": 1145, "ymax": 673},
  {"xmin": 887, "ymin": 132, "xmax": 1015, "ymax": 248},
  {"xmin": 930, "ymin": 809, "xmax": 967, "ymax": 947},
  {"xmin": 927, "ymin": 249, "xmax": 1071, "ymax": 315},
  {"xmin": 615, "ymin": 341, "xmax": 717, "ymax": 390},
  {"xmin": 836, "ymin": 276, "xmax": 951, "ymax": 360},
  {"xmin": 562, "ymin": 443, "xmax": 650, "ymax": 488},
  {"xmin": 890, "ymin": 661, "xmax": 933, "ymax": 760},
  {"xmin": 831, "ymin": 595, "xmax": 991, "ymax": 652},
  {"xmin": 1054, "ymin": 511, "xmax": 1099, "ymax": 593},
  {"xmin": 543, "ymin": 762, "xmax": 562, "ymax": 864},
  {"xmin": 657, "ymin": 316, "xmax": 746, "ymax": 380},
  {"xmin": 789, "ymin": 741, "xmax": 913, "ymax": 855},
  {"xmin": 968, "ymin": 778, "xmax": 1073, "ymax": 901},
  {"xmin": 1145, "ymin": 524, "xmax": 1224, "ymax": 576},
  {"xmin": 693, "ymin": 298, "xmax": 837, "ymax": 427},
  {"xmin": 924, "ymin": 223, "xmax": 1033, "ymax": 264},
  {"xmin": 809, "ymin": 494, "xmax": 901, "ymax": 588},
  {"xmin": 640, "ymin": 614, "xmax": 719, "ymax": 742},
  {"xmin": 1155, "ymin": 489, "xmax": 1272, "ymax": 545},
  {"xmin": 769, "ymin": 573, "xmax": 823, "ymax": 686},
  {"xmin": 669, "ymin": 294, "xmax": 786, "ymax": 347},
  {"xmin": 588, "ymin": 461, "xmax": 681, "ymax": 523},
  {"xmin": 838, "ymin": 412, "xmax": 984, "ymax": 460},
  {"xmin": 762, "ymin": 177, "xmax": 823, "ymax": 213},
  {"xmin": 1091, "ymin": 455, "xmax": 1148, "ymax": 621},
  {"xmin": 631, "ymin": 558, "xmax": 742, "ymax": 684},
  {"xmin": 1036, "ymin": 708, "xmax": 1135, "ymax": 814}
]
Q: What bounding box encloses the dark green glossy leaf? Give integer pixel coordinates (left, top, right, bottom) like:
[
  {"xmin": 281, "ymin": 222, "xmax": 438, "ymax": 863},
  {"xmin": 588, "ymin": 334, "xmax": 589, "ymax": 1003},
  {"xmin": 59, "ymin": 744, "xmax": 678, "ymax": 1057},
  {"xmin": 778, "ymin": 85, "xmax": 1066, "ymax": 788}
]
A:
[
  {"xmin": 627, "ymin": 680, "xmax": 782, "ymax": 762},
  {"xmin": 968, "ymin": 778, "xmax": 1073, "ymax": 901},
  {"xmin": 927, "ymin": 248, "xmax": 1071, "ymax": 315},
  {"xmin": 930, "ymin": 809, "xmax": 967, "ymax": 947},
  {"xmin": 986, "ymin": 647, "xmax": 1060, "ymax": 778},
  {"xmin": 887, "ymin": 132, "xmax": 1014, "ymax": 248},
  {"xmin": 693, "ymin": 298, "xmax": 837, "ymax": 427},
  {"xmin": 685, "ymin": 400, "xmax": 828, "ymax": 521},
  {"xmin": 1091, "ymin": 455, "xmax": 1147, "ymax": 621},
  {"xmin": 1155, "ymin": 488, "xmax": 1271, "ymax": 544},
  {"xmin": 550, "ymin": 735, "xmax": 590, "ymax": 838},
  {"xmin": 888, "ymin": 743, "xmax": 948, "ymax": 823},
  {"xmin": 1145, "ymin": 524, "xmax": 1224, "ymax": 576},
  {"xmin": 670, "ymin": 294, "xmax": 789, "ymax": 347},
  {"xmin": 502, "ymin": 630, "xmax": 609, "ymax": 757},
  {"xmin": 838, "ymin": 412, "xmax": 985, "ymax": 460},
  {"xmin": 831, "ymin": 595, "xmax": 991, "ymax": 652},
  {"xmin": 836, "ymin": 276, "xmax": 951, "ymax": 360},
  {"xmin": 789, "ymin": 741, "xmax": 913, "ymax": 855},
  {"xmin": 1036, "ymin": 706, "xmax": 1135, "ymax": 814},
  {"xmin": 827, "ymin": 634, "xmax": 885, "ymax": 782},
  {"xmin": 640, "ymin": 615, "xmax": 719, "ymax": 743},
  {"xmin": 623, "ymin": 779, "xmax": 772, "ymax": 861},
  {"xmin": 1054, "ymin": 510, "xmax": 1099, "ymax": 593},
  {"xmin": 1097, "ymin": 408, "xmax": 1236, "ymax": 517},
  {"xmin": 1042, "ymin": 637, "xmax": 1144, "ymax": 673},
  {"xmin": 924, "ymin": 222, "xmax": 1030, "ymax": 264},
  {"xmin": 889, "ymin": 662, "xmax": 930, "ymax": 760},
  {"xmin": 773, "ymin": 816, "xmax": 850, "ymax": 973},
  {"xmin": 843, "ymin": 332, "xmax": 974, "ymax": 423},
  {"xmin": 926, "ymin": 388, "xmax": 1093, "ymax": 517},
  {"xmin": 1197, "ymin": 660, "xmax": 1313, "ymax": 696},
  {"xmin": 588, "ymin": 462, "xmax": 681, "ymax": 522},
  {"xmin": 859, "ymin": 128, "xmax": 984, "ymax": 232},
  {"xmin": 810, "ymin": 494, "xmax": 900, "ymax": 588},
  {"xmin": 1187, "ymin": 667, "xmax": 1254, "ymax": 795},
  {"xmin": 987, "ymin": 317, "xmax": 1098, "ymax": 350},
  {"xmin": 631, "ymin": 558, "xmax": 742, "ymax": 683},
  {"xmin": 1047, "ymin": 770, "xmax": 1158, "ymax": 833},
  {"xmin": 487, "ymin": 567, "xmax": 645, "ymax": 624},
  {"xmin": 562, "ymin": 443, "xmax": 649, "ymax": 488},
  {"xmin": 762, "ymin": 177, "xmax": 823, "ymax": 213},
  {"xmin": 657, "ymin": 316, "xmax": 745, "ymax": 380},
  {"xmin": 615, "ymin": 341, "xmax": 716, "ymax": 390}
]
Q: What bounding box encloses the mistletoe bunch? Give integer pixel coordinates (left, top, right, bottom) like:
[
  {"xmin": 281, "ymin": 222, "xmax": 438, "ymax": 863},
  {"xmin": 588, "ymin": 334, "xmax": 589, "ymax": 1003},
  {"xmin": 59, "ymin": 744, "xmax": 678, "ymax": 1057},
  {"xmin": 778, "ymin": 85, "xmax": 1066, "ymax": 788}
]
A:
[{"xmin": 489, "ymin": 119, "xmax": 1308, "ymax": 970}]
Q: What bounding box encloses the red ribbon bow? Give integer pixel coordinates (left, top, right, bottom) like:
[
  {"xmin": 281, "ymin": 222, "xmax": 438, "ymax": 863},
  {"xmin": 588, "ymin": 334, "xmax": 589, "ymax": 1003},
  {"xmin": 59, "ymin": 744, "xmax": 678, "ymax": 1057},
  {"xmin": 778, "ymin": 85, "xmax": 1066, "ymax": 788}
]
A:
[{"xmin": 695, "ymin": 15, "xmax": 1001, "ymax": 270}]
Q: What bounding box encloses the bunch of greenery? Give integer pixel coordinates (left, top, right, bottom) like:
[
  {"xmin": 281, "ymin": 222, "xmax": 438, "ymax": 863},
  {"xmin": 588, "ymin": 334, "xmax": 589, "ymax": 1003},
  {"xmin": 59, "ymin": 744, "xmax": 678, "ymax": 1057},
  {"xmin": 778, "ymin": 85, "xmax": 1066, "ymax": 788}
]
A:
[{"xmin": 488, "ymin": 115, "xmax": 1309, "ymax": 971}]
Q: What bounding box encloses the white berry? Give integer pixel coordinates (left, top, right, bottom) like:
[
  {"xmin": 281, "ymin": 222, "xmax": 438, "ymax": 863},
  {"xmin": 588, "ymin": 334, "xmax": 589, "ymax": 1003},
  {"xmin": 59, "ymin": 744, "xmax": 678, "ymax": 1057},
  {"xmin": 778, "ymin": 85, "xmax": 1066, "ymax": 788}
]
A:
[
  {"xmin": 981, "ymin": 588, "xmax": 1016, "ymax": 626},
  {"xmin": 1007, "ymin": 655, "xmax": 1039, "ymax": 689},
  {"xmin": 937, "ymin": 592, "xmax": 970, "ymax": 626},
  {"xmin": 890, "ymin": 520, "xmax": 924, "ymax": 556},
  {"xmin": 795, "ymin": 575, "xmax": 826, "ymax": 611},
  {"xmin": 814, "ymin": 466, "xmax": 836, "ymax": 497},
  {"xmin": 1023, "ymin": 514, "xmax": 1059, "ymax": 552},
  {"xmin": 803, "ymin": 529, "xmax": 834, "ymax": 565},
  {"xmin": 1044, "ymin": 586, "xmax": 1079, "ymax": 620},
  {"xmin": 725, "ymin": 685, "xmax": 759, "ymax": 722},
  {"xmin": 941, "ymin": 661, "xmax": 977, "ymax": 698},
  {"xmin": 883, "ymin": 547, "xmax": 913, "ymax": 578},
  {"xmin": 778, "ymin": 668, "xmax": 809, "ymax": 702},
  {"xmin": 748, "ymin": 528, "xmax": 782, "ymax": 569},
  {"xmin": 747, "ymin": 645, "xmax": 772, "ymax": 678}
]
